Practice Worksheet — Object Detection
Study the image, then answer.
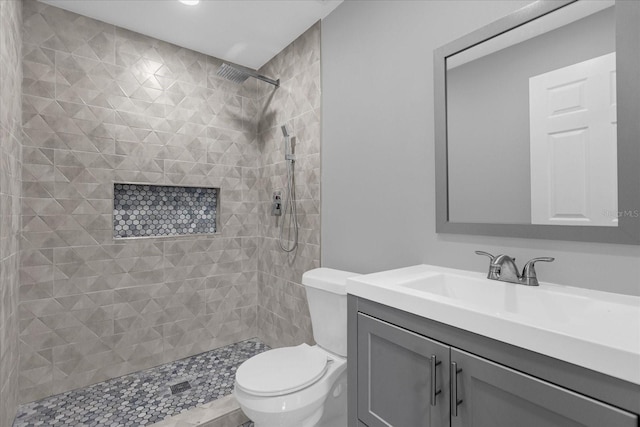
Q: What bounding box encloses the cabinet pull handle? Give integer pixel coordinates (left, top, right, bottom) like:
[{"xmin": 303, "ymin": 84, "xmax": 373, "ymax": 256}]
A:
[
  {"xmin": 430, "ymin": 355, "xmax": 442, "ymax": 406},
  {"xmin": 451, "ymin": 362, "xmax": 463, "ymax": 417}
]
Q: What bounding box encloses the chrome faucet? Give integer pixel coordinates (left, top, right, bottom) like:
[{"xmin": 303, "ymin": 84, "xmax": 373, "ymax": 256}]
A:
[{"xmin": 475, "ymin": 251, "xmax": 554, "ymax": 286}]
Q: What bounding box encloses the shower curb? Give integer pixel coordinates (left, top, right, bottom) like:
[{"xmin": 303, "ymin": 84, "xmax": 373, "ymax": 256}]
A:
[{"xmin": 149, "ymin": 394, "xmax": 250, "ymax": 427}]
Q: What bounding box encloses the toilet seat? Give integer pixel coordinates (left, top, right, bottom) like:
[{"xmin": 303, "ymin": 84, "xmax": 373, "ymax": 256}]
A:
[{"xmin": 235, "ymin": 344, "xmax": 330, "ymax": 397}]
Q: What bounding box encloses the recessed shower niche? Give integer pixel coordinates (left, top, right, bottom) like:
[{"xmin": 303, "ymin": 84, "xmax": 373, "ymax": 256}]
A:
[{"xmin": 113, "ymin": 183, "xmax": 219, "ymax": 238}]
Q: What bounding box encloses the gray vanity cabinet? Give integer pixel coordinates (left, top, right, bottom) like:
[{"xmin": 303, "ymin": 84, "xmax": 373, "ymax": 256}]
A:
[
  {"xmin": 349, "ymin": 297, "xmax": 640, "ymax": 427},
  {"xmin": 357, "ymin": 313, "xmax": 450, "ymax": 427},
  {"xmin": 450, "ymin": 349, "xmax": 637, "ymax": 427}
]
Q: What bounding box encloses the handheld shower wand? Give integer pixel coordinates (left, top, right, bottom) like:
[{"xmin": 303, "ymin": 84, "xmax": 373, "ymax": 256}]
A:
[
  {"xmin": 281, "ymin": 125, "xmax": 296, "ymax": 161},
  {"xmin": 279, "ymin": 125, "xmax": 298, "ymax": 252}
]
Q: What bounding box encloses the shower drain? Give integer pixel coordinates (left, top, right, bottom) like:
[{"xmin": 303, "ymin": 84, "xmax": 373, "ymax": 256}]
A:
[{"xmin": 170, "ymin": 381, "xmax": 192, "ymax": 395}]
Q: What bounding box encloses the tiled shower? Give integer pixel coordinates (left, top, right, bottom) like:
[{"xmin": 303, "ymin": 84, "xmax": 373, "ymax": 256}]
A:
[
  {"xmin": 0, "ymin": 0, "xmax": 23, "ymax": 424},
  {"xmin": 0, "ymin": 0, "xmax": 321, "ymax": 424}
]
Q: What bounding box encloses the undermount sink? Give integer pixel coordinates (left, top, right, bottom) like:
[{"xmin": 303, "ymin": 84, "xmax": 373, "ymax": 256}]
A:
[
  {"xmin": 347, "ymin": 264, "xmax": 640, "ymax": 385},
  {"xmin": 398, "ymin": 272, "xmax": 620, "ymax": 325},
  {"xmin": 401, "ymin": 273, "xmax": 522, "ymax": 309}
]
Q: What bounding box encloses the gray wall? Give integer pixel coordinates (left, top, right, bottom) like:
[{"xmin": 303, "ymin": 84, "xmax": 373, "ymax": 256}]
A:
[
  {"xmin": 321, "ymin": 0, "xmax": 640, "ymax": 296},
  {"xmin": 0, "ymin": 0, "xmax": 22, "ymax": 424},
  {"xmin": 448, "ymin": 7, "xmax": 615, "ymax": 224}
]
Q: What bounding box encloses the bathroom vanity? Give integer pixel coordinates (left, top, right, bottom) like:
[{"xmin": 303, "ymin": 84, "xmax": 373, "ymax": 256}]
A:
[{"xmin": 346, "ymin": 265, "xmax": 640, "ymax": 427}]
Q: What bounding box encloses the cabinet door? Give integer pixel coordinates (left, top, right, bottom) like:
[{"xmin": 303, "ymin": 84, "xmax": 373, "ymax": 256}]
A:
[
  {"xmin": 450, "ymin": 348, "xmax": 638, "ymax": 427},
  {"xmin": 357, "ymin": 313, "xmax": 450, "ymax": 427}
]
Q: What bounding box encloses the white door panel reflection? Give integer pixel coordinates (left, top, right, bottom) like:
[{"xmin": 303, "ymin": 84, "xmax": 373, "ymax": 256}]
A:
[{"xmin": 529, "ymin": 52, "xmax": 618, "ymax": 226}]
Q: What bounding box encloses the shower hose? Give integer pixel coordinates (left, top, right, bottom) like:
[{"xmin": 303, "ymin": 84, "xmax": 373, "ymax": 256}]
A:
[{"xmin": 279, "ymin": 155, "xmax": 299, "ymax": 252}]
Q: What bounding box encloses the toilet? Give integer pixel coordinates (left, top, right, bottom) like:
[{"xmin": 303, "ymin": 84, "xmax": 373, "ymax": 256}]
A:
[{"xmin": 234, "ymin": 268, "xmax": 359, "ymax": 427}]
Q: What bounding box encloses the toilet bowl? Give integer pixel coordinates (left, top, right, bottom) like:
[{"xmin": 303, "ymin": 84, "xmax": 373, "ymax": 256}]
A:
[
  {"xmin": 234, "ymin": 344, "xmax": 347, "ymax": 427},
  {"xmin": 233, "ymin": 268, "xmax": 359, "ymax": 427}
]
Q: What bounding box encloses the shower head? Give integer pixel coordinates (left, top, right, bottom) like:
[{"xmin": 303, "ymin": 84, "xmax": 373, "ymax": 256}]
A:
[
  {"xmin": 281, "ymin": 125, "xmax": 290, "ymax": 138},
  {"xmin": 216, "ymin": 63, "xmax": 280, "ymax": 87},
  {"xmin": 217, "ymin": 63, "xmax": 250, "ymax": 84}
]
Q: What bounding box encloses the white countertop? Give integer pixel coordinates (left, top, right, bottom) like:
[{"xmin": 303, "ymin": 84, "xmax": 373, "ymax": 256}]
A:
[{"xmin": 347, "ymin": 264, "xmax": 640, "ymax": 385}]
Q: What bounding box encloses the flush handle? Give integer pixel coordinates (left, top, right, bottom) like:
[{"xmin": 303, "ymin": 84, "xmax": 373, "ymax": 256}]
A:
[{"xmin": 430, "ymin": 355, "xmax": 442, "ymax": 407}]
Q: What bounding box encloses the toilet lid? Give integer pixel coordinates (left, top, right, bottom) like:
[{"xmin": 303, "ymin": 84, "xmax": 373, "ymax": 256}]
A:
[{"xmin": 235, "ymin": 344, "xmax": 329, "ymax": 397}]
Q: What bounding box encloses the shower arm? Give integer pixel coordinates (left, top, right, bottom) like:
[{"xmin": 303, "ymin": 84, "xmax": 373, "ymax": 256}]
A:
[{"xmin": 255, "ymin": 74, "xmax": 280, "ymax": 87}]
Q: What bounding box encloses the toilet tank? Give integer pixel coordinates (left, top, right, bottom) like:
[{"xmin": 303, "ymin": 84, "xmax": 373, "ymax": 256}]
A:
[{"xmin": 302, "ymin": 268, "xmax": 360, "ymax": 357}]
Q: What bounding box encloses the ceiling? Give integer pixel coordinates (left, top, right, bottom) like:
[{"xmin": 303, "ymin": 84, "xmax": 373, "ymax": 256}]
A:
[{"xmin": 39, "ymin": 0, "xmax": 343, "ymax": 70}]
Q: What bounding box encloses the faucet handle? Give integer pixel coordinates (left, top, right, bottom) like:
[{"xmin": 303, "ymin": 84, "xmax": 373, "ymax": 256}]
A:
[
  {"xmin": 522, "ymin": 257, "xmax": 555, "ymax": 286},
  {"xmin": 476, "ymin": 251, "xmax": 515, "ymax": 265},
  {"xmin": 476, "ymin": 251, "xmax": 501, "ymax": 279},
  {"xmin": 475, "ymin": 251, "xmax": 496, "ymax": 262}
]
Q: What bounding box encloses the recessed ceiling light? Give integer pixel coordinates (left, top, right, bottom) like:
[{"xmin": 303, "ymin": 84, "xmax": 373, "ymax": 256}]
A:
[{"xmin": 179, "ymin": 0, "xmax": 200, "ymax": 5}]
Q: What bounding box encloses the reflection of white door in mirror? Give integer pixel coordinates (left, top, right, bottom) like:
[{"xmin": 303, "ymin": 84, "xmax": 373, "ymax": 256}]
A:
[{"xmin": 529, "ymin": 52, "xmax": 618, "ymax": 227}]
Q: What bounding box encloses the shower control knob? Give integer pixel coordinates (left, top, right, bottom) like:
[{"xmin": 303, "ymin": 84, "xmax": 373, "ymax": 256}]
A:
[{"xmin": 272, "ymin": 191, "xmax": 282, "ymax": 216}]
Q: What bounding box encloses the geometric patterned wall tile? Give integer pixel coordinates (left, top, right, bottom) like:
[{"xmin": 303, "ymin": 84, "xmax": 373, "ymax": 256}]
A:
[
  {"xmin": 1, "ymin": 0, "xmax": 23, "ymax": 424},
  {"xmin": 255, "ymin": 23, "xmax": 321, "ymax": 349},
  {"xmin": 18, "ymin": 0, "xmax": 321, "ymax": 407},
  {"xmin": 18, "ymin": 0, "xmax": 263, "ymax": 403}
]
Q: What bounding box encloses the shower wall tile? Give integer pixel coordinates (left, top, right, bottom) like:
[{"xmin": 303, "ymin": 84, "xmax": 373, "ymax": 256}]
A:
[
  {"xmin": 0, "ymin": 0, "xmax": 23, "ymax": 424},
  {"xmin": 19, "ymin": 0, "xmax": 260, "ymax": 403},
  {"xmin": 22, "ymin": 0, "xmax": 115, "ymax": 63},
  {"xmin": 255, "ymin": 23, "xmax": 321, "ymax": 348}
]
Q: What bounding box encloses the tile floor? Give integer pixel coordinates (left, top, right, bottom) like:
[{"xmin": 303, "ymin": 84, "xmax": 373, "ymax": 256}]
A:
[{"xmin": 13, "ymin": 339, "xmax": 268, "ymax": 427}]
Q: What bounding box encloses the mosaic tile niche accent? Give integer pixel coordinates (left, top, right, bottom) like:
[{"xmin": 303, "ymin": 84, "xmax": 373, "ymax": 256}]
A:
[{"xmin": 114, "ymin": 184, "xmax": 218, "ymax": 238}]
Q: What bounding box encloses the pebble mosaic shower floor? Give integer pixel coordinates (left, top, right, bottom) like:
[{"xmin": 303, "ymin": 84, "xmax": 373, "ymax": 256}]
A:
[{"xmin": 13, "ymin": 339, "xmax": 268, "ymax": 427}]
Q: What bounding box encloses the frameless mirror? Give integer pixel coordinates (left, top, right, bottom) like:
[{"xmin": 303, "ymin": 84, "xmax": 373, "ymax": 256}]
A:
[{"xmin": 434, "ymin": 0, "xmax": 640, "ymax": 244}]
